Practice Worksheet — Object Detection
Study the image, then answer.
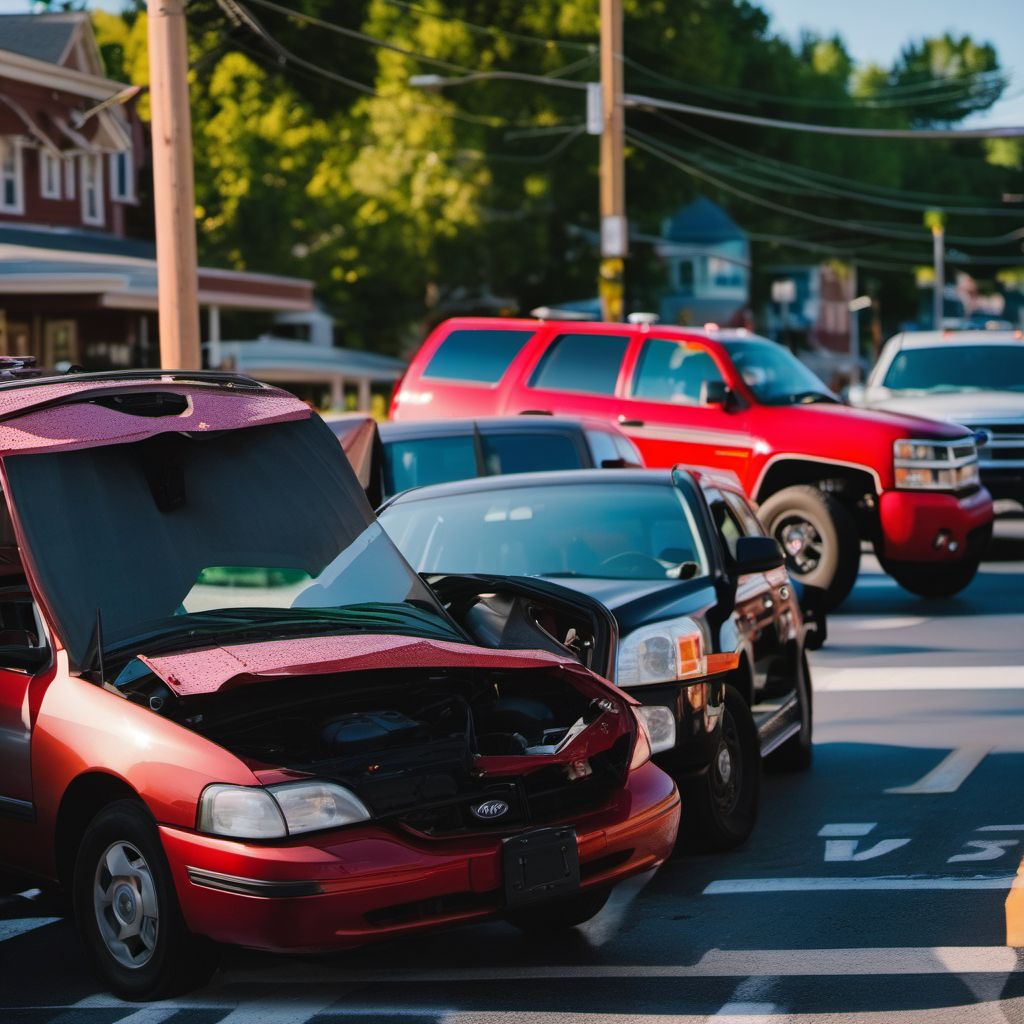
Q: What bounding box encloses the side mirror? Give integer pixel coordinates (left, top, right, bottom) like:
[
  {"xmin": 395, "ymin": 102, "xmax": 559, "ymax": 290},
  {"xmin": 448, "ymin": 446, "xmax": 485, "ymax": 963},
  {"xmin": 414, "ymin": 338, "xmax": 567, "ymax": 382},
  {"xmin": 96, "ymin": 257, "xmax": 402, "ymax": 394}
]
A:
[
  {"xmin": 700, "ymin": 379, "xmax": 730, "ymax": 406},
  {"xmin": 732, "ymin": 535, "xmax": 785, "ymax": 574},
  {"xmin": 0, "ymin": 644, "xmax": 50, "ymax": 673}
]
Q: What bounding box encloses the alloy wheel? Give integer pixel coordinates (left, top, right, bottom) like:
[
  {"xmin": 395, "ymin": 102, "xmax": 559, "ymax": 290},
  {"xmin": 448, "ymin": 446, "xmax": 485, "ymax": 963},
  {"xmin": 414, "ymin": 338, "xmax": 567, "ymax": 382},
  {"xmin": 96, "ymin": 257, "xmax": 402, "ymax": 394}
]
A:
[
  {"xmin": 776, "ymin": 516, "xmax": 824, "ymax": 575},
  {"xmin": 93, "ymin": 840, "xmax": 159, "ymax": 969}
]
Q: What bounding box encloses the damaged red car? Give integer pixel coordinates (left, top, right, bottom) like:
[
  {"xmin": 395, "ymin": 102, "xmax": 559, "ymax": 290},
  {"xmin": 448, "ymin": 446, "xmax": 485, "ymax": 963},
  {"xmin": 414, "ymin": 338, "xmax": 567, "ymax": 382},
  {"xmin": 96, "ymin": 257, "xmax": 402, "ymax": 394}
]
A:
[{"xmin": 0, "ymin": 370, "xmax": 679, "ymax": 1000}]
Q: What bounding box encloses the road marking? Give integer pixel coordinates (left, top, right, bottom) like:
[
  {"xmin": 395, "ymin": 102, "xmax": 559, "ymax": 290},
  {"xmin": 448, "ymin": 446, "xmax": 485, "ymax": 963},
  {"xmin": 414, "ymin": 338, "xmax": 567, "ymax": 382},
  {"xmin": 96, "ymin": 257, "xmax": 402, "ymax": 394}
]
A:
[
  {"xmin": 814, "ymin": 666, "xmax": 1024, "ymax": 691},
  {"xmin": 824, "ymin": 838, "xmax": 911, "ymax": 862},
  {"xmin": 841, "ymin": 616, "xmax": 929, "ymax": 631},
  {"xmin": 949, "ymin": 840, "xmax": 1020, "ymax": 863},
  {"xmin": 818, "ymin": 823, "xmax": 877, "ymax": 837},
  {"xmin": 703, "ymin": 875, "xmax": 1016, "ymax": 894},
  {"xmin": 0, "ymin": 917, "xmax": 60, "ymax": 942},
  {"xmin": 711, "ymin": 976, "xmax": 779, "ymax": 1023},
  {"xmin": 886, "ymin": 747, "xmax": 990, "ymax": 794},
  {"xmin": 980, "ymin": 825, "xmax": 1024, "ymax": 832}
]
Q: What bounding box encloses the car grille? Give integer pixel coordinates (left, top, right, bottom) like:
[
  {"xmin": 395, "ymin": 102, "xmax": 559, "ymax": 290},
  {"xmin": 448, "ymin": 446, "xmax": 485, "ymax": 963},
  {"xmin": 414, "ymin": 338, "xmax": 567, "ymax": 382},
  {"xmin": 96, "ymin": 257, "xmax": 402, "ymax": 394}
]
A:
[
  {"xmin": 395, "ymin": 736, "xmax": 630, "ymax": 838},
  {"xmin": 969, "ymin": 422, "xmax": 1024, "ymax": 467}
]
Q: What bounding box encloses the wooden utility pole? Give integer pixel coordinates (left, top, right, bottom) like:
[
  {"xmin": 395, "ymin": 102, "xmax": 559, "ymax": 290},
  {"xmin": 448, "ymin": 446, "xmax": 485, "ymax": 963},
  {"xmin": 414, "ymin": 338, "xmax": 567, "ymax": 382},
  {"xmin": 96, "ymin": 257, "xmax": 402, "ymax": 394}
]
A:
[
  {"xmin": 148, "ymin": 0, "xmax": 201, "ymax": 369},
  {"xmin": 598, "ymin": 0, "xmax": 626, "ymax": 322}
]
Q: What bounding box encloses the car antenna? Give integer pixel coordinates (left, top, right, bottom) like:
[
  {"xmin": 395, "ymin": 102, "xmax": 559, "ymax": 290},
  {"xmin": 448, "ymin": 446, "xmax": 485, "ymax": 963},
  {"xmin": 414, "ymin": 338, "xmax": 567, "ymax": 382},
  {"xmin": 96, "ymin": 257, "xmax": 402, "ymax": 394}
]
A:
[{"xmin": 93, "ymin": 607, "xmax": 107, "ymax": 684}]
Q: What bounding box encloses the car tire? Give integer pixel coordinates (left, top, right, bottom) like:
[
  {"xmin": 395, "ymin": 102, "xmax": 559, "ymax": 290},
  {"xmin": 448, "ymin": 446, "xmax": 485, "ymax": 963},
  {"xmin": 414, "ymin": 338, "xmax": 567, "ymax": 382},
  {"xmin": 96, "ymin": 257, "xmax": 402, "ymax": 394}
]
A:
[
  {"xmin": 758, "ymin": 485, "xmax": 860, "ymax": 611},
  {"xmin": 879, "ymin": 554, "xmax": 982, "ymax": 599},
  {"xmin": 766, "ymin": 651, "xmax": 813, "ymax": 772},
  {"xmin": 73, "ymin": 799, "xmax": 218, "ymax": 1001},
  {"xmin": 680, "ymin": 684, "xmax": 760, "ymax": 853},
  {"xmin": 504, "ymin": 886, "xmax": 611, "ymax": 932}
]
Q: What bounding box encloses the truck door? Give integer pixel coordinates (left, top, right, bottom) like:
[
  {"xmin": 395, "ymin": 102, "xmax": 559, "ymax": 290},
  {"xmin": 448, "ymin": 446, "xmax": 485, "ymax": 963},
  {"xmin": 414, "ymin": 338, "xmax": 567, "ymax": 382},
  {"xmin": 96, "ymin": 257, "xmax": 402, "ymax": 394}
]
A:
[{"xmin": 619, "ymin": 336, "xmax": 753, "ymax": 476}]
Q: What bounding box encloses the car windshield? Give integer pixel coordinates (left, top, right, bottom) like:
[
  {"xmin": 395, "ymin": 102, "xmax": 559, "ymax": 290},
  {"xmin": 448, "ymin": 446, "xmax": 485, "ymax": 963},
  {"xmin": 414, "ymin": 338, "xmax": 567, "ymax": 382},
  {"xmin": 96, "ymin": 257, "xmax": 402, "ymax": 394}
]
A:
[
  {"xmin": 881, "ymin": 345, "xmax": 1024, "ymax": 393},
  {"xmin": 722, "ymin": 339, "xmax": 838, "ymax": 405},
  {"xmin": 3, "ymin": 416, "xmax": 459, "ymax": 669},
  {"xmin": 380, "ymin": 481, "xmax": 709, "ymax": 582}
]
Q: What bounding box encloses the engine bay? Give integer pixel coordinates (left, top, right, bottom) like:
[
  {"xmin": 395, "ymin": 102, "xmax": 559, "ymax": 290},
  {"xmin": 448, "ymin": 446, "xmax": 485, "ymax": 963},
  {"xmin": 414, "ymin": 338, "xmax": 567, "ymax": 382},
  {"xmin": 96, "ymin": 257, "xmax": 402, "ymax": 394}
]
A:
[{"xmin": 121, "ymin": 665, "xmax": 632, "ymax": 835}]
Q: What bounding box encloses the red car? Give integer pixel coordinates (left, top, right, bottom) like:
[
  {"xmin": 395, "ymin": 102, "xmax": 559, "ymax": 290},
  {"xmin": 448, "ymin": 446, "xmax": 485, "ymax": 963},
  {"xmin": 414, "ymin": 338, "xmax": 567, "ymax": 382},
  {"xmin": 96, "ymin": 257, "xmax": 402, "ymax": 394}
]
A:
[
  {"xmin": 0, "ymin": 369, "xmax": 679, "ymax": 1000},
  {"xmin": 392, "ymin": 318, "xmax": 994, "ymax": 607}
]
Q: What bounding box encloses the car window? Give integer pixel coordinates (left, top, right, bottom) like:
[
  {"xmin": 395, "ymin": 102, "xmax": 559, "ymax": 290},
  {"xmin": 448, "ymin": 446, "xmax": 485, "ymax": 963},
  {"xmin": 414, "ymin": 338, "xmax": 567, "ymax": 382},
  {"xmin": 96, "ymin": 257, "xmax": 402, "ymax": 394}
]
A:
[
  {"xmin": 632, "ymin": 339, "xmax": 725, "ymax": 404},
  {"xmin": 480, "ymin": 432, "xmax": 582, "ymax": 475},
  {"xmin": 528, "ymin": 333, "xmax": 629, "ymax": 396},
  {"xmin": 383, "ymin": 436, "xmax": 479, "ymax": 494},
  {"xmin": 709, "ymin": 497, "xmax": 744, "ymax": 560},
  {"xmin": 381, "ymin": 482, "xmax": 709, "ymax": 581},
  {"xmin": 723, "ymin": 490, "xmax": 764, "ymax": 536},
  {"xmin": 422, "ymin": 328, "xmax": 535, "ymax": 384},
  {"xmin": 584, "ymin": 429, "xmax": 618, "ymax": 468},
  {"xmin": 614, "ymin": 433, "xmax": 644, "ymax": 467}
]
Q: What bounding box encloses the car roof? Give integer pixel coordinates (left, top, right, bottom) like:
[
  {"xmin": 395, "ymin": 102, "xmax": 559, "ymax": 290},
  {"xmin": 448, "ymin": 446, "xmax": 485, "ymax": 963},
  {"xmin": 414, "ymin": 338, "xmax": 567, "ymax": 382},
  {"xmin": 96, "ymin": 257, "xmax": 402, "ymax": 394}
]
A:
[
  {"xmin": 378, "ymin": 415, "xmax": 619, "ymax": 440},
  {"xmin": 382, "ymin": 466, "xmax": 710, "ymax": 506},
  {"xmin": 886, "ymin": 330, "xmax": 1024, "ymax": 349}
]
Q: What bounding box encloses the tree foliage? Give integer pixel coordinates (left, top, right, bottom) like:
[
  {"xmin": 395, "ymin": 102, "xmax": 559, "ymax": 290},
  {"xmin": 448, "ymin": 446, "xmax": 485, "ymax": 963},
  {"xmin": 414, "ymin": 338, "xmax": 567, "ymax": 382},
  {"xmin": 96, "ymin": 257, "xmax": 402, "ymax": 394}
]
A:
[{"xmin": 91, "ymin": 1, "xmax": 1022, "ymax": 351}]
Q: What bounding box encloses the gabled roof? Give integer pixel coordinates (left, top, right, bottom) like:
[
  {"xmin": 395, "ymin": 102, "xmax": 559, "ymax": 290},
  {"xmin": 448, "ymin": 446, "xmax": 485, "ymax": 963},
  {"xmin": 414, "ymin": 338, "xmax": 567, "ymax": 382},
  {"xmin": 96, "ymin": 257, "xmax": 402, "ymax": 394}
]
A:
[
  {"xmin": 0, "ymin": 13, "xmax": 89, "ymax": 65},
  {"xmin": 663, "ymin": 196, "xmax": 746, "ymax": 244}
]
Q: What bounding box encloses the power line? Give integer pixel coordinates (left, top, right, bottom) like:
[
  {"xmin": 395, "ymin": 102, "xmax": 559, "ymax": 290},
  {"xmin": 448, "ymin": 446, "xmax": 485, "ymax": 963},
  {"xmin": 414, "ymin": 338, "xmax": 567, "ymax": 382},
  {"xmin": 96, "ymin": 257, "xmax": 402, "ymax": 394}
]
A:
[
  {"xmin": 627, "ymin": 129, "xmax": 1024, "ymax": 258},
  {"xmin": 624, "ymin": 91, "xmax": 1024, "ymax": 139}
]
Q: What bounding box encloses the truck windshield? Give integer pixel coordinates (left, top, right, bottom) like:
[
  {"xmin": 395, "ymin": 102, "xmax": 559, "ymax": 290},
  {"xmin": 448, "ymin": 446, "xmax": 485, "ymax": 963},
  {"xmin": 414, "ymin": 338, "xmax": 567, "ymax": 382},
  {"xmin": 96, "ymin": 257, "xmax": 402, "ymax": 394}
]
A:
[
  {"xmin": 381, "ymin": 481, "xmax": 709, "ymax": 582},
  {"xmin": 4, "ymin": 416, "xmax": 458, "ymax": 669},
  {"xmin": 882, "ymin": 345, "xmax": 1024, "ymax": 392},
  {"xmin": 722, "ymin": 339, "xmax": 837, "ymax": 405}
]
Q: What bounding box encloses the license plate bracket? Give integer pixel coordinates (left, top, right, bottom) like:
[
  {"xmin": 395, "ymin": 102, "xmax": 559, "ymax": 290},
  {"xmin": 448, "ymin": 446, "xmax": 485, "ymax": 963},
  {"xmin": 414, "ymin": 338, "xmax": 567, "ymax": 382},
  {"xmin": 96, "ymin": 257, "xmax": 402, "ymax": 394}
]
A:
[{"xmin": 503, "ymin": 826, "xmax": 580, "ymax": 907}]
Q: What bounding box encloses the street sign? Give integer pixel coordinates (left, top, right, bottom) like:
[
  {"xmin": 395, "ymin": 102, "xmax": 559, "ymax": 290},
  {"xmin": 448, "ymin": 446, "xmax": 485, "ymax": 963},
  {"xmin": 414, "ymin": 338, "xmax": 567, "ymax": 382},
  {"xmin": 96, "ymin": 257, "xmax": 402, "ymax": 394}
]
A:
[
  {"xmin": 771, "ymin": 278, "xmax": 796, "ymax": 304},
  {"xmin": 586, "ymin": 82, "xmax": 602, "ymax": 136},
  {"xmin": 601, "ymin": 214, "xmax": 628, "ymax": 258}
]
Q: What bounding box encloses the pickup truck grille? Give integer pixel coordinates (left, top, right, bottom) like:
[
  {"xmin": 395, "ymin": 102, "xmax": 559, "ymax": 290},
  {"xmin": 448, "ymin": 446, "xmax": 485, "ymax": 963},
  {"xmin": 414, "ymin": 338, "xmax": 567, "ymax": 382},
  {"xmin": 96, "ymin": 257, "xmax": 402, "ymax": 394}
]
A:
[{"xmin": 969, "ymin": 422, "xmax": 1024, "ymax": 467}]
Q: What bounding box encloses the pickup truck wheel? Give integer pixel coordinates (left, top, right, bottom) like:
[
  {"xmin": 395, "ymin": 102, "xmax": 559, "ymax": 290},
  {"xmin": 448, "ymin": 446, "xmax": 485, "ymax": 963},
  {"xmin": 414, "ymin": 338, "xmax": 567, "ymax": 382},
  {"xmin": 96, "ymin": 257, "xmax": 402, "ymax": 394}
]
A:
[
  {"xmin": 74, "ymin": 800, "xmax": 217, "ymax": 1001},
  {"xmin": 505, "ymin": 887, "xmax": 610, "ymax": 932},
  {"xmin": 880, "ymin": 554, "xmax": 982, "ymax": 599},
  {"xmin": 766, "ymin": 652, "xmax": 813, "ymax": 772},
  {"xmin": 758, "ymin": 485, "xmax": 860, "ymax": 610},
  {"xmin": 680, "ymin": 684, "xmax": 760, "ymax": 852}
]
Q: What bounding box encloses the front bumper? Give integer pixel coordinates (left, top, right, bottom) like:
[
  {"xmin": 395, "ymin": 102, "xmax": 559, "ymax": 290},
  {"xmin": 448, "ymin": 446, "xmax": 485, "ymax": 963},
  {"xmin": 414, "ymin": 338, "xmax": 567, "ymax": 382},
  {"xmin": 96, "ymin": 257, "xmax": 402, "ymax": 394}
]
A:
[
  {"xmin": 877, "ymin": 486, "xmax": 993, "ymax": 562},
  {"xmin": 631, "ymin": 679, "xmax": 725, "ymax": 777},
  {"xmin": 160, "ymin": 762, "xmax": 679, "ymax": 952}
]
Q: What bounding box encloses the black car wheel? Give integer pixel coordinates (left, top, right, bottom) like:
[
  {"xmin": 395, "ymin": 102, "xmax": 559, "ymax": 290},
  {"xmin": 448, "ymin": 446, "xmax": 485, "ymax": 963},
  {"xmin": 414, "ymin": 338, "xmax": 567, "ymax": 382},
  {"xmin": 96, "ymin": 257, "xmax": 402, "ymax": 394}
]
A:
[
  {"xmin": 681, "ymin": 684, "xmax": 760, "ymax": 852},
  {"xmin": 758, "ymin": 485, "xmax": 860, "ymax": 610},
  {"xmin": 74, "ymin": 800, "xmax": 217, "ymax": 1001},
  {"xmin": 505, "ymin": 887, "xmax": 611, "ymax": 932},
  {"xmin": 766, "ymin": 652, "xmax": 813, "ymax": 772}
]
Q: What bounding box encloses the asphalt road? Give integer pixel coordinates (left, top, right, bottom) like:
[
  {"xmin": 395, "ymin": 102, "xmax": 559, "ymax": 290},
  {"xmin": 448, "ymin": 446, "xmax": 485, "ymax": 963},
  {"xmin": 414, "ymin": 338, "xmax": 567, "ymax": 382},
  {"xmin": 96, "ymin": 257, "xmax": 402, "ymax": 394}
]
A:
[{"xmin": 4, "ymin": 527, "xmax": 1024, "ymax": 1023}]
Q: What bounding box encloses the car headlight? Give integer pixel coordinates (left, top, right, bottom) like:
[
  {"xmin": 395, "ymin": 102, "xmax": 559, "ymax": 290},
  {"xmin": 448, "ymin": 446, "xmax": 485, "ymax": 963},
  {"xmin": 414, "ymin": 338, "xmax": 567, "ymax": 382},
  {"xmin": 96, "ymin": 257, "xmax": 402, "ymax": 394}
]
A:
[
  {"xmin": 197, "ymin": 781, "xmax": 371, "ymax": 840},
  {"xmin": 633, "ymin": 704, "xmax": 676, "ymax": 755},
  {"xmin": 616, "ymin": 617, "xmax": 738, "ymax": 687},
  {"xmin": 893, "ymin": 437, "xmax": 979, "ymax": 491}
]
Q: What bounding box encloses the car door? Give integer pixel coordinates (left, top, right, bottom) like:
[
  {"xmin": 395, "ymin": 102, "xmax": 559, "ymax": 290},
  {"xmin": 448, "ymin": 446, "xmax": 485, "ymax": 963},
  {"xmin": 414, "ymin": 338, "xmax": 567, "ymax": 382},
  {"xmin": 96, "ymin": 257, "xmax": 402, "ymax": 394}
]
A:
[
  {"xmin": 0, "ymin": 587, "xmax": 53, "ymax": 823},
  {"xmin": 706, "ymin": 489, "xmax": 775, "ymax": 691},
  {"xmin": 620, "ymin": 335, "xmax": 753, "ymax": 476}
]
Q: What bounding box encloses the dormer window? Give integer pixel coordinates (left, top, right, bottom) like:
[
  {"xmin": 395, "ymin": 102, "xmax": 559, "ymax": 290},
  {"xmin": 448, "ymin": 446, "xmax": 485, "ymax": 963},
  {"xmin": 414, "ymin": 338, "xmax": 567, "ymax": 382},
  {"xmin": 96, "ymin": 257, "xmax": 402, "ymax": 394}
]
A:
[
  {"xmin": 110, "ymin": 149, "xmax": 133, "ymax": 202},
  {"xmin": 40, "ymin": 149, "xmax": 61, "ymax": 199},
  {"xmin": 0, "ymin": 140, "xmax": 24, "ymax": 214},
  {"xmin": 81, "ymin": 152, "xmax": 104, "ymax": 226}
]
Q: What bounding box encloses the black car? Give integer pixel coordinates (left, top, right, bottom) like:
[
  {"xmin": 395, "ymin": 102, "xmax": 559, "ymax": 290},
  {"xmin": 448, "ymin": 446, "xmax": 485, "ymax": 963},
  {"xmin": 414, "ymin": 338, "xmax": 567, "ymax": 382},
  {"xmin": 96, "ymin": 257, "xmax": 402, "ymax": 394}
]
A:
[
  {"xmin": 378, "ymin": 467, "xmax": 819, "ymax": 851},
  {"xmin": 327, "ymin": 414, "xmax": 643, "ymax": 503}
]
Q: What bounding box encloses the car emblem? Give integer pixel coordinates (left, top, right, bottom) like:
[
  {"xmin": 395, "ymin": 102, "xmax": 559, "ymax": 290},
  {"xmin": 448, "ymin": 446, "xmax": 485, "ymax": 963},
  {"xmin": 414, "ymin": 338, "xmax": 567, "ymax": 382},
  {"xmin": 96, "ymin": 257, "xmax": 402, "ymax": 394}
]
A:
[{"xmin": 471, "ymin": 799, "xmax": 510, "ymax": 820}]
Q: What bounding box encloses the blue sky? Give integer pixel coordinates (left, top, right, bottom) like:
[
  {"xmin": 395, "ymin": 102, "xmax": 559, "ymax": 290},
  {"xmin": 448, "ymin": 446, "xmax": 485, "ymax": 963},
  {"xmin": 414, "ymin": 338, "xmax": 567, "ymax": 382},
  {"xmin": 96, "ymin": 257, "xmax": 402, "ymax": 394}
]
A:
[{"xmin": 1, "ymin": 0, "xmax": 1021, "ymax": 125}]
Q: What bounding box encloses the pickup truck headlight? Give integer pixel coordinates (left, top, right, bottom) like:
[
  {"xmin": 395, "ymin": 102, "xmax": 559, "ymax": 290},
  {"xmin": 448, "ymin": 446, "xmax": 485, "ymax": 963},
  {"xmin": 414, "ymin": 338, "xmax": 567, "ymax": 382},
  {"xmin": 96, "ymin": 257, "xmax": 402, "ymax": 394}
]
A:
[
  {"xmin": 197, "ymin": 781, "xmax": 371, "ymax": 839},
  {"xmin": 616, "ymin": 617, "xmax": 739, "ymax": 687},
  {"xmin": 893, "ymin": 438, "xmax": 979, "ymax": 492}
]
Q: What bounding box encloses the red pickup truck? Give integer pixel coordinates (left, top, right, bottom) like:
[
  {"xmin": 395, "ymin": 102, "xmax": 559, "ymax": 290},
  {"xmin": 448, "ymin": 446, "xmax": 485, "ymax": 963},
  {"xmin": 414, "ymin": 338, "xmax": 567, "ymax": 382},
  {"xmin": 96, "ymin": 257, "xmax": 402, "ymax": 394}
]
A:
[{"xmin": 391, "ymin": 318, "xmax": 993, "ymax": 608}]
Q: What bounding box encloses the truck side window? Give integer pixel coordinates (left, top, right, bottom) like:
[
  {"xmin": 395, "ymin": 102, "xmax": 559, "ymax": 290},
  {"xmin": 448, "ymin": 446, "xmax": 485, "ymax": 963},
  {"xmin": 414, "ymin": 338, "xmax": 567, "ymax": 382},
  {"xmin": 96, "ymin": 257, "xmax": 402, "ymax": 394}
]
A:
[
  {"xmin": 632, "ymin": 339, "xmax": 725, "ymax": 405},
  {"xmin": 528, "ymin": 333, "xmax": 629, "ymax": 396}
]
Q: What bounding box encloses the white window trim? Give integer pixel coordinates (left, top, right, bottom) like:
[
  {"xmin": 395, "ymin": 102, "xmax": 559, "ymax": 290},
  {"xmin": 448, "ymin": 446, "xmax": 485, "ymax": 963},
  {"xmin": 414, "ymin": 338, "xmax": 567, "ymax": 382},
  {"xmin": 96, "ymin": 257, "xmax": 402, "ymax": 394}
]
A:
[
  {"xmin": 64, "ymin": 155, "xmax": 76, "ymax": 199},
  {"xmin": 39, "ymin": 148, "xmax": 61, "ymax": 200},
  {"xmin": 80, "ymin": 152, "xmax": 104, "ymax": 226},
  {"xmin": 109, "ymin": 149, "xmax": 134, "ymax": 202},
  {"xmin": 0, "ymin": 139, "xmax": 25, "ymax": 215}
]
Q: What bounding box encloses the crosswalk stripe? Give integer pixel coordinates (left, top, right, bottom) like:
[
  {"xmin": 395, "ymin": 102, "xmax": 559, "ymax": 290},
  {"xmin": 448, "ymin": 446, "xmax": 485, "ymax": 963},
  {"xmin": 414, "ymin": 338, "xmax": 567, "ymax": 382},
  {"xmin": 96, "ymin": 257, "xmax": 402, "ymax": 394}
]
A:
[
  {"xmin": 886, "ymin": 747, "xmax": 991, "ymax": 795},
  {"xmin": 0, "ymin": 917, "xmax": 60, "ymax": 942},
  {"xmin": 813, "ymin": 665, "xmax": 1024, "ymax": 691},
  {"xmin": 703, "ymin": 876, "xmax": 1016, "ymax": 894}
]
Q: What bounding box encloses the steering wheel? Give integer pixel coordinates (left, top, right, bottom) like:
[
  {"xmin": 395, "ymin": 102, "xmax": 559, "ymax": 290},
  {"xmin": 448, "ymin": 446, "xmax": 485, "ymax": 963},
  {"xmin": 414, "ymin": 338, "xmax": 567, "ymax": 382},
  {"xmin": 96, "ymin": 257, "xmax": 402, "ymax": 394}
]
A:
[{"xmin": 599, "ymin": 551, "xmax": 666, "ymax": 576}]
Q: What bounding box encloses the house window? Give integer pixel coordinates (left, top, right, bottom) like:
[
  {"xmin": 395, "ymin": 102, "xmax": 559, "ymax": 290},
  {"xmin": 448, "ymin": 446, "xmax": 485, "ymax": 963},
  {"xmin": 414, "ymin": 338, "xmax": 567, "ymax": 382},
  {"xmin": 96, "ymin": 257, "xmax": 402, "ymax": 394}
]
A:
[
  {"xmin": 0, "ymin": 140, "xmax": 24, "ymax": 214},
  {"xmin": 64, "ymin": 156, "xmax": 76, "ymax": 199},
  {"xmin": 81, "ymin": 153, "xmax": 104, "ymax": 225},
  {"xmin": 110, "ymin": 150, "xmax": 133, "ymax": 202},
  {"xmin": 40, "ymin": 149, "xmax": 61, "ymax": 199}
]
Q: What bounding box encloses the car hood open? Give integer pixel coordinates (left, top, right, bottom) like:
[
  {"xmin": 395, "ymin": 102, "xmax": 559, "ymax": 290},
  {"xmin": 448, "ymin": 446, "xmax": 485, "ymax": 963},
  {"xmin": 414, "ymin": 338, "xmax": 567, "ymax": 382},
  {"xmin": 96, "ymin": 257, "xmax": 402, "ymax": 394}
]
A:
[{"xmin": 138, "ymin": 631, "xmax": 588, "ymax": 698}]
